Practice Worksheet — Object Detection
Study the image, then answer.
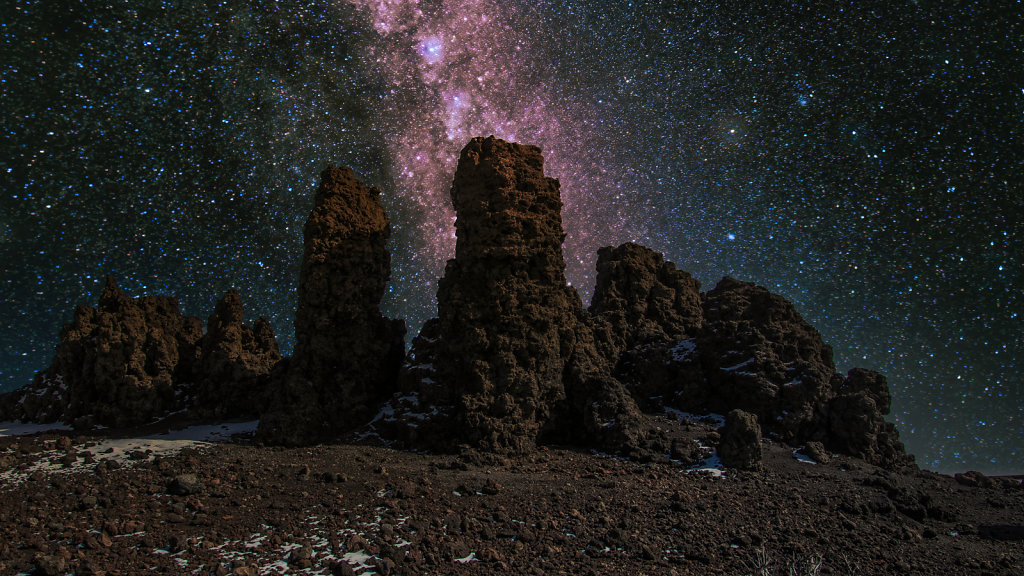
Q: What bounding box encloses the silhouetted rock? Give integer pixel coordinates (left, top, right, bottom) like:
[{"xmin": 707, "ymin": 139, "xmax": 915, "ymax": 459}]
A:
[
  {"xmin": 590, "ymin": 242, "xmax": 703, "ymax": 364},
  {"xmin": 612, "ymin": 269, "xmax": 912, "ymax": 469},
  {"xmin": 718, "ymin": 409, "xmax": 762, "ymax": 470},
  {"xmin": 693, "ymin": 276, "xmax": 838, "ymax": 441},
  {"xmin": 190, "ymin": 290, "xmax": 281, "ymax": 419},
  {"xmin": 258, "ymin": 166, "xmax": 405, "ymax": 446},
  {"xmin": 829, "ymin": 368, "xmax": 912, "ymax": 468},
  {"xmin": 388, "ymin": 136, "xmax": 648, "ymax": 456},
  {"xmin": 0, "ymin": 277, "xmax": 203, "ymax": 428}
]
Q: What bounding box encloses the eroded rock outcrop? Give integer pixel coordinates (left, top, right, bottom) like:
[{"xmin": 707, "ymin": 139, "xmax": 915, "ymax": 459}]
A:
[
  {"xmin": 590, "ymin": 242, "xmax": 703, "ymax": 364},
  {"xmin": 0, "ymin": 277, "xmax": 204, "ymax": 428},
  {"xmin": 597, "ymin": 255, "xmax": 911, "ymax": 469},
  {"xmin": 386, "ymin": 136, "xmax": 649, "ymax": 456},
  {"xmin": 829, "ymin": 368, "xmax": 912, "ymax": 469},
  {"xmin": 258, "ymin": 166, "xmax": 405, "ymax": 445},
  {"xmin": 190, "ymin": 290, "xmax": 281, "ymax": 419}
]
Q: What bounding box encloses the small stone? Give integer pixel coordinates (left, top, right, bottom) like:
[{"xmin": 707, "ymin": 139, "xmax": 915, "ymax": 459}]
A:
[
  {"xmin": 34, "ymin": 555, "xmax": 66, "ymax": 576},
  {"xmin": 167, "ymin": 474, "xmax": 204, "ymax": 496},
  {"xmin": 801, "ymin": 441, "xmax": 831, "ymax": 464},
  {"xmin": 482, "ymin": 479, "xmax": 502, "ymax": 495}
]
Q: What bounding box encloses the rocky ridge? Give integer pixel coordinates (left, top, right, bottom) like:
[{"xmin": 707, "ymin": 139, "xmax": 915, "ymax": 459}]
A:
[
  {"xmin": 2, "ymin": 136, "xmax": 911, "ymax": 472},
  {"xmin": 0, "ymin": 279, "xmax": 279, "ymax": 428}
]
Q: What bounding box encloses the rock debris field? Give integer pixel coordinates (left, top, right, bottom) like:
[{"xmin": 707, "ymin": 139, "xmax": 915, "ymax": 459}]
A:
[{"xmin": 1, "ymin": 413, "xmax": 1021, "ymax": 576}]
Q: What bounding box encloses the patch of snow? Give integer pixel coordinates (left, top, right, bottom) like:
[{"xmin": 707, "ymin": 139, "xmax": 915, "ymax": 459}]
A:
[
  {"xmin": 686, "ymin": 451, "xmax": 726, "ymax": 478},
  {"xmin": 793, "ymin": 450, "xmax": 817, "ymax": 465},
  {"xmin": 0, "ymin": 421, "xmax": 72, "ymax": 436},
  {"xmin": 720, "ymin": 357, "xmax": 755, "ymax": 372},
  {"xmin": 343, "ymin": 549, "xmax": 374, "ymax": 568},
  {"xmin": 455, "ymin": 552, "xmax": 478, "ymax": 564},
  {"xmin": 670, "ymin": 339, "xmax": 697, "ymax": 362},
  {"xmin": 664, "ymin": 409, "xmax": 725, "ymax": 427},
  {"xmin": 1, "ymin": 421, "xmax": 258, "ymax": 486}
]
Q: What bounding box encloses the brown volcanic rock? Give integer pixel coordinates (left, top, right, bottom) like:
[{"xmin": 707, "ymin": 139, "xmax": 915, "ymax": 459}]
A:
[
  {"xmin": 389, "ymin": 137, "xmax": 647, "ymax": 455},
  {"xmin": 613, "ymin": 271, "xmax": 912, "ymax": 469},
  {"xmin": 258, "ymin": 166, "xmax": 405, "ymax": 446},
  {"xmin": 693, "ymin": 276, "xmax": 838, "ymax": 442},
  {"xmin": 829, "ymin": 368, "xmax": 912, "ymax": 469},
  {"xmin": 590, "ymin": 242, "xmax": 703, "ymax": 364},
  {"xmin": 718, "ymin": 409, "xmax": 763, "ymax": 470},
  {"xmin": 0, "ymin": 276, "xmax": 203, "ymax": 428},
  {"xmin": 190, "ymin": 290, "xmax": 281, "ymax": 419}
]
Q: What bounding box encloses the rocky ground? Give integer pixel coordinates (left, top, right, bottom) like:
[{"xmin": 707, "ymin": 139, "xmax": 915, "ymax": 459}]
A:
[{"xmin": 1, "ymin": 413, "xmax": 1021, "ymax": 576}]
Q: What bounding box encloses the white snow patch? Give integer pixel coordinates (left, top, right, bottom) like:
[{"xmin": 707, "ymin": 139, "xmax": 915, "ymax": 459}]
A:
[
  {"xmin": 0, "ymin": 421, "xmax": 258, "ymax": 486},
  {"xmin": 721, "ymin": 357, "xmax": 755, "ymax": 372},
  {"xmin": 793, "ymin": 450, "xmax": 817, "ymax": 465},
  {"xmin": 0, "ymin": 421, "xmax": 72, "ymax": 436},
  {"xmin": 670, "ymin": 339, "xmax": 698, "ymax": 362},
  {"xmin": 686, "ymin": 451, "xmax": 726, "ymax": 478},
  {"xmin": 455, "ymin": 552, "xmax": 479, "ymax": 564}
]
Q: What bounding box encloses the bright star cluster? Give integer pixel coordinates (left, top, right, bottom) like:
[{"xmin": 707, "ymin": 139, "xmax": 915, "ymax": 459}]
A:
[{"xmin": 1, "ymin": 1, "xmax": 1020, "ymax": 474}]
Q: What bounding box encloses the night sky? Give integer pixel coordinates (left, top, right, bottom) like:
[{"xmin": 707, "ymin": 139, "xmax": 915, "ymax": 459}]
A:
[{"xmin": 1, "ymin": 1, "xmax": 1020, "ymax": 474}]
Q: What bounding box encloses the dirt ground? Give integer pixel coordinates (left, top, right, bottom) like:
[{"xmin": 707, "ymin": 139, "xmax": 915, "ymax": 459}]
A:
[{"xmin": 1, "ymin": 412, "xmax": 1021, "ymax": 576}]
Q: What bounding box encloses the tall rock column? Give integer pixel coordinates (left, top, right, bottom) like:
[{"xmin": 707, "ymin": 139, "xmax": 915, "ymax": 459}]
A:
[
  {"xmin": 393, "ymin": 136, "xmax": 647, "ymax": 455},
  {"xmin": 258, "ymin": 166, "xmax": 405, "ymax": 445}
]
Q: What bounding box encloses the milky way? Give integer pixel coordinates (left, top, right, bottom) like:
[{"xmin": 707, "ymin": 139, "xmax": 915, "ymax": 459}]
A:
[{"xmin": 1, "ymin": 1, "xmax": 1020, "ymax": 473}]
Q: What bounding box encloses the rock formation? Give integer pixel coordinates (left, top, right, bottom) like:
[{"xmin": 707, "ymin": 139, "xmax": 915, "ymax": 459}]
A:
[
  {"xmin": 829, "ymin": 368, "xmax": 912, "ymax": 469},
  {"xmin": 590, "ymin": 242, "xmax": 703, "ymax": 364},
  {"xmin": 190, "ymin": 290, "xmax": 281, "ymax": 419},
  {"xmin": 1, "ymin": 277, "xmax": 204, "ymax": 428},
  {"xmin": 258, "ymin": 166, "xmax": 405, "ymax": 445},
  {"xmin": 595, "ymin": 255, "xmax": 911, "ymax": 469},
  {"xmin": 689, "ymin": 276, "xmax": 838, "ymax": 441},
  {"xmin": 718, "ymin": 409, "xmax": 763, "ymax": 470},
  {"xmin": 386, "ymin": 136, "xmax": 649, "ymax": 456}
]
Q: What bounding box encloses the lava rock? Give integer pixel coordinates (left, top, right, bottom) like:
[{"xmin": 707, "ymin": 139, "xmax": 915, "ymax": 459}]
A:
[
  {"xmin": 800, "ymin": 441, "xmax": 831, "ymax": 464},
  {"xmin": 590, "ymin": 242, "xmax": 703, "ymax": 365},
  {"xmin": 0, "ymin": 276, "xmax": 203, "ymax": 428},
  {"xmin": 828, "ymin": 368, "xmax": 913, "ymax": 469},
  {"xmin": 389, "ymin": 136, "xmax": 647, "ymax": 456},
  {"xmin": 167, "ymin": 474, "xmax": 204, "ymax": 496},
  {"xmin": 33, "ymin": 554, "xmax": 66, "ymax": 576},
  {"xmin": 259, "ymin": 166, "xmax": 406, "ymax": 445},
  {"xmin": 718, "ymin": 409, "xmax": 762, "ymax": 470},
  {"xmin": 191, "ymin": 290, "xmax": 281, "ymax": 419}
]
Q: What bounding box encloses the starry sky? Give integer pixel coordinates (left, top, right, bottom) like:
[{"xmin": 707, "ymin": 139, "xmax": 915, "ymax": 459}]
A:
[{"xmin": 1, "ymin": 1, "xmax": 1020, "ymax": 474}]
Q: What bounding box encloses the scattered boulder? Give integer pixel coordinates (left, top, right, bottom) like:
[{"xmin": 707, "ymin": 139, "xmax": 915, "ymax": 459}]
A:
[
  {"xmin": 33, "ymin": 554, "xmax": 66, "ymax": 576},
  {"xmin": 387, "ymin": 136, "xmax": 648, "ymax": 456},
  {"xmin": 954, "ymin": 470, "xmax": 995, "ymax": 489},
  {"xmin": 718, "ymin": 409, "xmax": 762, "ymax": 470},
  {"xmin": 800, "ymin": 441, "xmax": 831, "ymax": 464},
  {"xmin": 190, "ymin": 290, "xmax": 281, "ymax": 419},
  {"xmin": 258, "ymin": 165, "xmax": 406, "ymax": 445},
  {"xmin": 167, "ymin": 474, "xmax": 204, "ymax": 496}
]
